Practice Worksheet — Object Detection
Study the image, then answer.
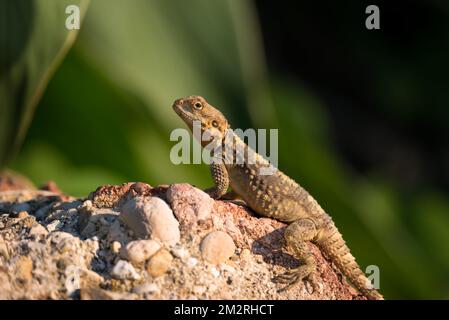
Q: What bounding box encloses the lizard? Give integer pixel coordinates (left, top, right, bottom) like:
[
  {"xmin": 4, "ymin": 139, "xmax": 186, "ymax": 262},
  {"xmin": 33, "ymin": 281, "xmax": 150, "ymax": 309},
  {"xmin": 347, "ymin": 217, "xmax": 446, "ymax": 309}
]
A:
[{"xmin": 172, "ymin": 95, "xmax": 384, "ymax": 300}]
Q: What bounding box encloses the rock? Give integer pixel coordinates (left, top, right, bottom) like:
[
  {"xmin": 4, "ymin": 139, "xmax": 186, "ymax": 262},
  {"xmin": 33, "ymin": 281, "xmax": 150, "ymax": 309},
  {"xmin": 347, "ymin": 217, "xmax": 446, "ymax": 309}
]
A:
[
  {"xmin": 166, "ymin": 184, "xmax": 214, "ymax": 226},
  {"xmin": 120, "ymin": 196, "xmax": 180, "ymax": 246},
  {"xmin": 35, "ymin": 204, "xmax": 51, "ymax": 220},
  {"xmin": 0, "ymin": 182, "xmax": 364, "ymax": 300},
  {"xmin": 132, "ymin": 283, "xmax": 159, "ymax": 295},
  {"xmin": 110, "ymin": 241, "xmax": 122, "ymax": 254},
  {"xmin": 46, "ymin": 220, "xmax": 62, "ymax": 232},
  {"xmin": 80, "ymin": 287, "xmax": 137, "ymax": 300},
  {"xmin": 146, "ymin": 249, "xmax": 173, "ymax": 277},
  {"xmin": 29, "ymin": 224, "xmax": 49, "ymax": 239},
  {"xmin": 65, "ymin": 265, "xmax": 81, "ymax": 296},
  {"xmin": 15, "ymin": 256, "xmax": 33, "ymax": 283},
  {"xmin": 239, "ymin": 248, "xmax": 251, "ymax": 261},
  {"xmin": 88, "ymin": 183, "xmax": 135, "ymax": 209},
  {"xmin": 79, "ymin": 202, "xmax": 119, "ymax": 238},
  {"xmin": 200, "ymin": 231, "xmax": 236, "ymax": 264},
  {"xmin": 80, "ymin": 269, "xmax": 104, "ymax": 289},
  {"xmin": 171, "ymin": 245, "xmax": 189, "ymax": 260},
  {"xmin": 0, "ymin": 236, "xmax": 9, "ymax": 259},
  {"xmin": 210, "ymin": 266, "xmax": 220, "ymax": 277},
  {"xmin": 121, "ymin": 239, "xmax": 161, "ymax": 265},
  {"xmin": 111, "ymin": 260, "xmax": 141, "ymax": 280},
  {"xmin": 48, "ymin": 232, "xmax": 80, "ymax": 253},
  {"xmin": 16, "ymin": 211, "xmax": 29, "ymax": 218},
  {"xmin": 107, "ymin": 219, "xmax": 127, "ymax": 244},
  {"xmin": 186, "ymin": 257, "xmax": 198, "ymax": 268},
  {"xmin": 11, "ymin": 202, "xmax": 31, "ymax": 214}
]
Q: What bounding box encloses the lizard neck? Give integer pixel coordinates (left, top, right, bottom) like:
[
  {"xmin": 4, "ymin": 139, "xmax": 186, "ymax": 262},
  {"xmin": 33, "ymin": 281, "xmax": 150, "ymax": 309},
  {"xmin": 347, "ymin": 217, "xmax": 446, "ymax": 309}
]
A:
[{"xmin": 220, "ymin": 128, "xmax": 270, "ymax": 170}]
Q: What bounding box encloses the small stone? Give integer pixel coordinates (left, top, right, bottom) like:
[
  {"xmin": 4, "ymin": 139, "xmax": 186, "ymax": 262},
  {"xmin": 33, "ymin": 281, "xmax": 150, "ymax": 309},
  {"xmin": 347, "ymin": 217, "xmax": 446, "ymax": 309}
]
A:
[
  {"xmin": 210, "ymin": 266, "xmax": 220, "ymax": 277},
  {"xmin": 166, "ymin": 184, "xmax": 214, "ymax": 226},
  {"xmin": 107, "ymin": 219, "xmax": 126, "ymax": 243},
  {"xmin": 240, "ymin": 248, "xmax": 251, "ymax": 261},
  {"xmin": 29, "ymin": 224, "xmax": 48, "ymax": 238},
  {"xmin": 111, "ymin": 241, "xmax": 121, "ymax": 254},
  {"xmin": 200, "ymin": 231, "xmax": 236, "ymax": 264},
  {"xmin": 193, "ymin": 285, "xmax": 207, "ymax": 296},
  {"xmin": 12, "ymin": 203, "xmax": 31, "ymax": 214},
  {"xmin": 65, "ymin": 265, "xmax": 80, "ymax": 296},
  {"xmin": 171, "ymin": 245, "xmax": 189, "ymax": 260},
  {"xmin": 111, "ymin": 260, "xmax": 141, "ymax": 280},
  {"xmin": 146, "ymin": 249, "xmax": 173, "ymax": 277},
  {"xmin": 0, "ymin": 237, "xmax": 10, "ymax": 259},
  {"xmin": 132, "ymin": 283, "xmax": 159, "ymax": 295},
  {"xmin": 186, "ymin": 257, "xmax": 198, "ymax": 268},
  {"xmin": 80, "ymin": 269, "xmax": 104, "ymax": 289},
  {"xmin": 120, "ymin": 196, "xmax": 180, "ymax": 246},
  {"xmin": 17, "ymin": 211, "xmax": 29, "ymax": 218},
  {"xmin": 120, "ymin": 239, "xmax": 161, "ymax": 265},
  {"xmin": 80, "ymin": 287, "xmax": 137, "ymax": 300},
  {"xmin": 15, "ymin": 256, "xmax": 33, "ymax": 283},
  {"xmin": 48, "ymin": 232, "xmax": 79, "ymax": 253},
  {"xmin": 46, "ymin": 220, "xmax": 62, "ymax": 232},
  {"xmin": 35, "ymin": 204, "xmax": 51, "ymax": 220}
]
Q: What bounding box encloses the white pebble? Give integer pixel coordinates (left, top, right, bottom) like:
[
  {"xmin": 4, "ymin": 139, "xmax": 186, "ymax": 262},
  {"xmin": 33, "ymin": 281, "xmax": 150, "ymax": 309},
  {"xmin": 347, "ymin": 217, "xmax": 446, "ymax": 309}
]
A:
[{"xmin": 111, "ymin": 260, "xmax": 141, "ymax": 280}]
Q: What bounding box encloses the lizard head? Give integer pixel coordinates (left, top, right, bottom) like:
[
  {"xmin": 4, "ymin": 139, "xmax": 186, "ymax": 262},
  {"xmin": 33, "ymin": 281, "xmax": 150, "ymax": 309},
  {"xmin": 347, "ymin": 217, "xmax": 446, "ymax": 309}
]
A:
[{"xmin": 172, "ymin": 95, "xmax": 229, "ymax": 145}]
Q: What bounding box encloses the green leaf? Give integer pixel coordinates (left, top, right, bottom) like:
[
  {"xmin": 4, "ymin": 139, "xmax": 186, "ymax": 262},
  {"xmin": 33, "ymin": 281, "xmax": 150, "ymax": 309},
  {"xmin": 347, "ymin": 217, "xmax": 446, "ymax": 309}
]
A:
[{"xmin": 0, "ymin": 0, "xmax": 89, "ymax": 168}]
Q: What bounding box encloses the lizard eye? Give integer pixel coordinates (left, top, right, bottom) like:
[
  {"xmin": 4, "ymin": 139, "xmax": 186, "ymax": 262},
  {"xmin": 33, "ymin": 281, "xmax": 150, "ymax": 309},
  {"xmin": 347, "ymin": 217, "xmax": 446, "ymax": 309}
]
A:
[
  {"xmin": 212, "ymin": 120, "xmax": 219, "ymax": 127},
  {"xmin": 193, "ymin": 102, "xmax": 203, "ymax": 110}
]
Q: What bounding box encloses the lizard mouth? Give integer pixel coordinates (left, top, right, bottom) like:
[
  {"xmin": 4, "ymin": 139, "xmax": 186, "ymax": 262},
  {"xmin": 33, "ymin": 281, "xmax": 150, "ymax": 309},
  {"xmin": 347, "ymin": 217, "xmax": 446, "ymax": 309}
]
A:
[{"xmin": 172, "ymin": 102, "xmax": 198, "ymax": 125}]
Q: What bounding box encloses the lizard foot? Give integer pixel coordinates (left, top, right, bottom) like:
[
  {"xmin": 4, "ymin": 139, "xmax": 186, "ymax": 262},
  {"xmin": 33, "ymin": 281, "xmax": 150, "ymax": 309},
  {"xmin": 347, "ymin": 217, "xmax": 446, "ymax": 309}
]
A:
[{"xmin": 274, "ymin": 265, "xmax": 318, "ymax": 293}]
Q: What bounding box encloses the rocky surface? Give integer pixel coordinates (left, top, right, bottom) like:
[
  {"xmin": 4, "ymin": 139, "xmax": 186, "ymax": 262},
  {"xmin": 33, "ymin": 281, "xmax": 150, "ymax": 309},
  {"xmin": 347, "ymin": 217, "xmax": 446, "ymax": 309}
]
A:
[{"xmin": 0, "ymin": 181, "xmax": 363, "ymax": 300}]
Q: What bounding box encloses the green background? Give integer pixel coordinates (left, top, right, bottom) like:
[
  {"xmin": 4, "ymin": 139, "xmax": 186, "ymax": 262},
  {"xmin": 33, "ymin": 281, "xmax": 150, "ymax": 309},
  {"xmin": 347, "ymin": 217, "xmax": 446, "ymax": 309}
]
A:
[{"xmin": 1, "ymin": 0, "xmax": 448, "ymax": 299}]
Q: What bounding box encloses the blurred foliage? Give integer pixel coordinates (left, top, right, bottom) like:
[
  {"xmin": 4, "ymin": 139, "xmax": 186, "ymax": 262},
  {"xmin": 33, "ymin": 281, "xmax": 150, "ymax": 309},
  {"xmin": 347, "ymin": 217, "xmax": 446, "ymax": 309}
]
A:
[
  {"xmin": 0, "ymin": 0, "xmax": 89, "ymax": 167},
  {"xmin": 1, "ymin": 0, "xmax": 448, "ymax": 299}
]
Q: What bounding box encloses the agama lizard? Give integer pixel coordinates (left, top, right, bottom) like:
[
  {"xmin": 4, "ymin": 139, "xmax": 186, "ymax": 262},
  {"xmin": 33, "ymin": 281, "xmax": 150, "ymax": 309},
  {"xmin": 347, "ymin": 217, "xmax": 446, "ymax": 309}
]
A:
[{"xmin": 172, "ymin": 95, "xmax": 383, "ymax": 300}]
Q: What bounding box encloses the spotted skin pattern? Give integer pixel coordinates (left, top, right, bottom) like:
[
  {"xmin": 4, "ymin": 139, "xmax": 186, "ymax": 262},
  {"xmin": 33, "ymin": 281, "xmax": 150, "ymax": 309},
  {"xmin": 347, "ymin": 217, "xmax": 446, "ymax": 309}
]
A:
[{"xmin": 173, "ymin": 96, "xmax": 383, "ymax": 300}]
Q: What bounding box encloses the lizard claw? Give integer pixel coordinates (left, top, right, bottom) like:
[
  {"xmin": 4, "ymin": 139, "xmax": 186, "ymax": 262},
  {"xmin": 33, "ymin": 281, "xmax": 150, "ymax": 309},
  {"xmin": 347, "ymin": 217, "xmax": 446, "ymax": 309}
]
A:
[{"xmin": 273, "ymin": 265, "xmax": 317, "ymax": 293}]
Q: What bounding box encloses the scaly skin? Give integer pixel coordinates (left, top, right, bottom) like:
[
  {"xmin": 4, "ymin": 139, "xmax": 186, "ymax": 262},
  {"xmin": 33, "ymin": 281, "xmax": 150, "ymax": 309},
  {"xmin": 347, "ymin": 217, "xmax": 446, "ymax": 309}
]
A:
[{"xmin": 173, "ymin": 95, "xmax": 383, "ymax": 300}]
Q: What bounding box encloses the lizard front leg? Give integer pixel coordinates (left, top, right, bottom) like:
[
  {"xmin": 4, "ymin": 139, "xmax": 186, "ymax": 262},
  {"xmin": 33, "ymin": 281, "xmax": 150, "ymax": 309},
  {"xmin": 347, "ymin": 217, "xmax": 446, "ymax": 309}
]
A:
[
  {"xmin": 204, "ymin": 163, "xmax": 229, "ymax": 199},
  {"xmin": 275, "ymin": 218, "xmax": 320, "ymax": 292}
]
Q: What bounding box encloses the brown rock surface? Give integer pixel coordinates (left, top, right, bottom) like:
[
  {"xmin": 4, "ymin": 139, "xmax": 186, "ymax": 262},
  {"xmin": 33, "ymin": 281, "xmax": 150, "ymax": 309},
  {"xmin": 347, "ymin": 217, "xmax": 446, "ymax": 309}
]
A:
[{"xmin": 0, "ymin": 182, "xmax": 363, "ymax": 299}]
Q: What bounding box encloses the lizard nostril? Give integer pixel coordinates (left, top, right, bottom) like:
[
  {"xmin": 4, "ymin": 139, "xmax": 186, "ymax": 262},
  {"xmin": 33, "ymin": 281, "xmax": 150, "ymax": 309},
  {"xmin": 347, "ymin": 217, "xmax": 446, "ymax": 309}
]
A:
[{"xmin": 173, "ymin": 98, "xmax": 184, "ymax": 109}]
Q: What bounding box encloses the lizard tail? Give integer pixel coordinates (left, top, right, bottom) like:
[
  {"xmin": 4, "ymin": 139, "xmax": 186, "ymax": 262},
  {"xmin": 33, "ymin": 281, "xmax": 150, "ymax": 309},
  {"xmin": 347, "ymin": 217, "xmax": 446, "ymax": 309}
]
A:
[{"xmin": 319, "ymin": 222, "xmax": 384, "ymax": 300}]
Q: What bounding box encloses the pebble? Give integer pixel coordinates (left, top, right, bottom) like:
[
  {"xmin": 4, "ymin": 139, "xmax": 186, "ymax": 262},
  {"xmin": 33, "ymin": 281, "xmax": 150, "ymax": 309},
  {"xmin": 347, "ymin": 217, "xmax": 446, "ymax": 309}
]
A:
[
  {"xmin": 120, "ymin": 196, "xmax": 180, "ymax": 246},
  {"xmin": 120, "ymin": 239, "xmax": 161, "ymax": 265},
  {"xmin": 0, "ymin": 237, "xmax": 9, "ymax": 259},
  {"xmin": 29, "ymin": 224, "xmax": 49, "ymax": 238},
  {"xmin": 166, "ymin": 184, "xmax": 214, "ymax": 224},
  {"xmin": 111, "ymin": 260, "xmax": 141, "ymax": 280},
  {"xmin": 171, "ymin": 245, "xmax": 189, "ymax": 260},
  {"xmin": 210, "ymin": 266, "xmax": 220, "ymax": 278},
  {"xmin": 80, "ymin": 288, "xmax": 137, "ymax": 300},
  {"xmin": 65, "ymin": 265, "xmax": 80, "ymax": 296},
  {"xmin": 193, "ymin": 285, "xmax": 207, "ymax": 296},
  {"xmin": 16, "ymin": 211, "xmax": 29, "ymax": 218},
  {"xmin": 12, "ymin": 203, "xmax": 31, "ymax": 214},
  {"xmin": 107, "ymin": 219, "xmax": 126, "ymax": 243},
  {"xmin": 80, "ymin": 269, "xmax": 104, "ymax": 289},
  {"xmin": 200, "ymin": 231, "xmax": 236, "ymax": 264},
  {"xmin": 111, "ymin": 241, "xmax": 122, "ymax": 254},
  {"xmin": 146, "ymin": 249, "xmax": 173, "ymax": 277},
  {"xmin": 35, "ymin": 204, "xmax": 51, "ymax": 220},
  {"xmin": 46, "ymin": 220, "xmax": 62, "ymax": 232},
  {"xmin": 48, "ymin": 232, "xmax": 80, "ymax": 253},
  {"xmin": 132, "ymin": 283, "xmax": 159, "ymax": 295},
  {"xmin": 15, "ymin": 256, "xmax": 33, "ymax": 283},
  {"xmin": 186, "ymin": 257, "xmax": 198, "ymax": 268}
]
